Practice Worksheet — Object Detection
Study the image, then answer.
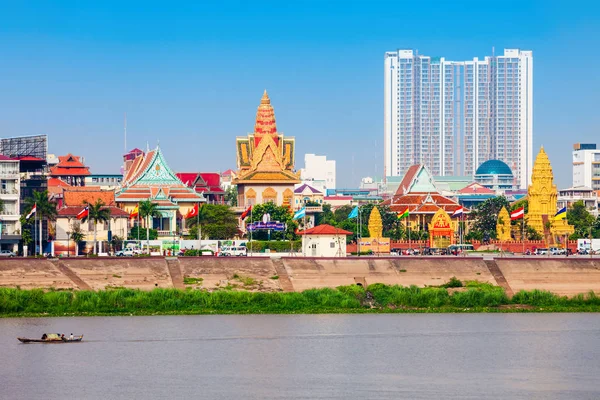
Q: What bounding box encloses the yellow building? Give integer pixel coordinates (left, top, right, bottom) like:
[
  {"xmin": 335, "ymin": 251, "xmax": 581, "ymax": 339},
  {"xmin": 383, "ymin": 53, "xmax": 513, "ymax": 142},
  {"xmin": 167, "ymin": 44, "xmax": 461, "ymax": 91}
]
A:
[
  {"xmin": 527, "ymin": 147, "xmax": 574, "ymax": 243},
  {"xmin": 233, "ymin": 91, "xmax": 301, "ymax": 208}
]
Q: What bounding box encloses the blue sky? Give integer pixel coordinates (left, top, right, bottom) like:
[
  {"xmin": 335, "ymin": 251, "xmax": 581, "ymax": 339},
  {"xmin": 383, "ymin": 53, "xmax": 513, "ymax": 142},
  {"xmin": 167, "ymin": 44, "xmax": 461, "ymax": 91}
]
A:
[{"xmin": 1, "ymin": 1, "xmax": 599, "ymax": 188}]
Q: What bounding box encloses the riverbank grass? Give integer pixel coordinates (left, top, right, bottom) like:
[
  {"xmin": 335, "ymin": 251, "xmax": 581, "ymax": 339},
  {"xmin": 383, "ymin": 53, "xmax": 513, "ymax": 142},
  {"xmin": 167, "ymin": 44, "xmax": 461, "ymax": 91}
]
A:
[{"xmin": 1, "ymin": 280, "xmax": 600, "ymax": 317}]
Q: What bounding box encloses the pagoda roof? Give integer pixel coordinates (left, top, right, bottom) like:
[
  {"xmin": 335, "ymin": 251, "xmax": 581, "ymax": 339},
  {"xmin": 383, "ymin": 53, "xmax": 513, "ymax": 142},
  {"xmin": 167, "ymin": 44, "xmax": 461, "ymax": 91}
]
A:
[
  {"xmin": 49, "ymin": 153, "xmax": 91, "ymax": 176},
  {"xmin": 117, "ymin": 147, "xmax": 205, "ymax": 203},
  {"xmin": 384, "ymin": 192, "xmax": 464, "ymax": 215},
  {"xmin": 395, "ymin": 165, "xmax": 439, "ymax": 196}
]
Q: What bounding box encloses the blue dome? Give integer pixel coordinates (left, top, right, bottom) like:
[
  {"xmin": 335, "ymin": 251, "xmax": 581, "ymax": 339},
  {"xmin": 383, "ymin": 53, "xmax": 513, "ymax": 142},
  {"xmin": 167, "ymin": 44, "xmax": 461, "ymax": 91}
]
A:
[{"xmin": 475, "ymin": 160, "xmax": 513, "ymax": 176}]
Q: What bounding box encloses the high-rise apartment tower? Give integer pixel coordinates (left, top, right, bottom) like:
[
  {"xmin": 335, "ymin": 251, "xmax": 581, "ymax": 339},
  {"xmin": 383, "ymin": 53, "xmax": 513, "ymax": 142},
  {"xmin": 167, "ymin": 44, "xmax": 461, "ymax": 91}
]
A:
[{"xmin": 384, "ymin": 49, "xmax": 533, "ymax": 189}]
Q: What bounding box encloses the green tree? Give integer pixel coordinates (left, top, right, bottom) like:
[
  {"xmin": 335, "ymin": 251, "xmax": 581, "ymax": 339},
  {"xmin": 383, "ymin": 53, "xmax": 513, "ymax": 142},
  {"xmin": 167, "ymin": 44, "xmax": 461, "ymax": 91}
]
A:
[
  {"xmin": 224, "ymin": 185, "xmax": 238, "ymax": 206},
  {"xmin": 0, "ymin": 198, "xmax": 4, "ymax": 214},
  {"xmin": 469, "ymin": 196, "xmax": 510, "ymax": 240},
  {"xmin": 128, "ymin": 226, "xmax": 158, "ymax": 241},
  {"xmin": 567, "ymin": 200, "xmax": 595, "ymax": 239},
  {"xmin": 110, "ymin": 235, "xmax": 124, "ymax": 252},
  {"xmin": 314, "ymin": 204, "xmax": 336, "ymax": 226},
  {"xmin": 81, "ymin": 199, "xmax": 111, "ymax": 254},
  {"xmin": 186, "ymin": 204, "xmax": 239, "ymax": 240},
  {"xmin": 23, "ymin": 190, "xmax": 57, "ymax": 255},
  {"xmin": 139, "ymin": 200, "xmax": 162, "ymax": 249}
]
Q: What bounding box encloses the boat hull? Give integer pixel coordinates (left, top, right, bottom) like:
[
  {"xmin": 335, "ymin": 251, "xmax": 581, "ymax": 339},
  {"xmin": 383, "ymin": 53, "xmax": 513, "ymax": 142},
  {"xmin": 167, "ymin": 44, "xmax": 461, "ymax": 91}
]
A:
[{"xmin": 18, "ymin": 336, "xmax": 83, "ymax": 343}]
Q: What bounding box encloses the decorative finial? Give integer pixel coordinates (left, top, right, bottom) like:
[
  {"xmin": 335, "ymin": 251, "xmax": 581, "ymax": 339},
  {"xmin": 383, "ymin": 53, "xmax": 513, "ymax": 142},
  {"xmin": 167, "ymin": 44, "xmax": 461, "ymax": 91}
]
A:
[{"xmin": 261, "ymin": 90, "xmax": 270, "ymax": 105}]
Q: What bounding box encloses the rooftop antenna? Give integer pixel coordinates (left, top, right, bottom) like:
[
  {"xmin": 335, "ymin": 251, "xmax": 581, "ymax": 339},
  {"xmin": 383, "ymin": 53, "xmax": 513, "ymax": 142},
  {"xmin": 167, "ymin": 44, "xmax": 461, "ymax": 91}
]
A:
[{"xmin": 124, "ymin": 112, "xmax": 127, "ymax": 152}]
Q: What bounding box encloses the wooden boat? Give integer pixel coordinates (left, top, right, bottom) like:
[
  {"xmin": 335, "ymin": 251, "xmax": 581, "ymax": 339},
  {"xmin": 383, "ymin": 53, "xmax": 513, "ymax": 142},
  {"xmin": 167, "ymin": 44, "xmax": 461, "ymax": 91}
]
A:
[{"xmin": 17, "ymin": 333, "xmax": 83, "ymax": 343}]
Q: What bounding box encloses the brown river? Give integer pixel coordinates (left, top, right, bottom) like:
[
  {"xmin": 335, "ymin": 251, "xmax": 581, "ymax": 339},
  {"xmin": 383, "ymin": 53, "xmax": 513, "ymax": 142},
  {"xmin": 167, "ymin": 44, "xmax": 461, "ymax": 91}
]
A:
[{"xmin": 1, "ymin": 314, "xmax": 600, "ymax": 399}]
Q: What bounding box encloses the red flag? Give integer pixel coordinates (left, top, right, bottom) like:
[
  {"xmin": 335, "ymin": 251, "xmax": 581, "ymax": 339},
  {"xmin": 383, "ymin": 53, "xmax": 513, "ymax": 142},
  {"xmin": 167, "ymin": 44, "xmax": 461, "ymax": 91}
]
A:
[
  {"xmin": 510, "ymin": 207, "xmax": 524, "ymax": 220},
  {"xmin": 76, "ymin": 206, "xmax": 89, "ymax": 220},
  {"xmin": 240, "ymin": 205, "xmax": 252, "ymax": 220},
  {"xmin": 186, "ymin": 203, "xmax": 199, "ymax": 219}
]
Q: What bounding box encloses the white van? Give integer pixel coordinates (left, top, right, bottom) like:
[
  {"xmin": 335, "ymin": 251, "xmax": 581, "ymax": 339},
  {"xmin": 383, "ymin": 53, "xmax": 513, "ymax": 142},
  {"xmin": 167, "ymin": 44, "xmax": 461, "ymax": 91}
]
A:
[{"xmin": 219, "ymin": 246, "xmax": 247, "ymax": 257}]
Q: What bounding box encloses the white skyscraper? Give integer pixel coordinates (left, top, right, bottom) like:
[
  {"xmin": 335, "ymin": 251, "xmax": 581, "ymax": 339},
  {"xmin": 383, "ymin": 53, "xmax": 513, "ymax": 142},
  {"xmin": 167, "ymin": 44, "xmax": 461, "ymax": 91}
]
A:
[{"xmin": 384, "ymin": 49, "xmax": 533, "ymax": 188}]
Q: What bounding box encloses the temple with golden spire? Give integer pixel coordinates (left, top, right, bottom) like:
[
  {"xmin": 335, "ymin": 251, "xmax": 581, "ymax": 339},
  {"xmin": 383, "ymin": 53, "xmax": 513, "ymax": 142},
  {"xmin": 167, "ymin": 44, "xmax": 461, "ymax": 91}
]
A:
[
  {"xmin": 527, "ymin": 147, "xmax": 573, "ymax": 243},
  {"xmin": 233, "ymin": 91, "xmax": 300, "ymax": 208}
]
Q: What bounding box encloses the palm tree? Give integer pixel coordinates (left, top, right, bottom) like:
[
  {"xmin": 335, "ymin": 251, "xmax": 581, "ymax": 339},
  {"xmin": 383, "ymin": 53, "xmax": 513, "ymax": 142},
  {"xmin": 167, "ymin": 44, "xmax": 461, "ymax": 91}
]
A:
[
  {"xmin": 139, "ymin": 200, "xmax": 162, "ymax": 252},
  {"xmin": 69, "ymin": 222, "xmax": 85, "ymax": 256},
  {"xmin": 23, "ymin": 190, "xmax": 57, "ymax": 255},
  {"xmin": 81, "ymin": 199, "xmax": 111, "ymax": 255}
]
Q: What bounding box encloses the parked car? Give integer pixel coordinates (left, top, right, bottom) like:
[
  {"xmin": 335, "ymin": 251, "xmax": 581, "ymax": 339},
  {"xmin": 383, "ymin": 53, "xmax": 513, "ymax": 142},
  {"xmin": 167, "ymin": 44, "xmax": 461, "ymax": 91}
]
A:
[
  {"xmin": 115, "ymin": 249, "xmax": 135, "ymax": 257},
  {"xmin": 219, "ymin": 246, "xmax": 247, "ymax": 257},
  {"xmin": 0, "ymin": 249, "xmax": 16, "ymax": 257},
  {"xmin": 550, "ymin": 247, "xmax": 566, "ymax": 256},
  {"xmin": 534, "ymin": 248, "xmax": 548, "ymax": 255}
]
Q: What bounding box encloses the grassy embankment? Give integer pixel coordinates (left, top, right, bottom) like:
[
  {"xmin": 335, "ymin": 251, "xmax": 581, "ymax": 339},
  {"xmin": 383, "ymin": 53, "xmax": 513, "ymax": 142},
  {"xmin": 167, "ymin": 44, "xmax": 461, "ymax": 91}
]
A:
[{"xmin": 1, "ymin": 280, "xmax": 600, "ymax": 317}]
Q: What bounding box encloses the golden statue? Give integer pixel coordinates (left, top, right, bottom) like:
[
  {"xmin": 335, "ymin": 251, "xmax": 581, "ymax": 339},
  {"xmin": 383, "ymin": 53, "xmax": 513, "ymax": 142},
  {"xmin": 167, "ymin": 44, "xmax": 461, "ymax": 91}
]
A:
[
  {"xmin": 368, "ymin": 207, "xmax": 383, "ymax": 238},
  {"xmin": 527, "ymin": 147, "xmax": 573, "ymax": 243},
  {"xmin": 496, "ymin": 207, "xmax": 511, "ymax": 241}
]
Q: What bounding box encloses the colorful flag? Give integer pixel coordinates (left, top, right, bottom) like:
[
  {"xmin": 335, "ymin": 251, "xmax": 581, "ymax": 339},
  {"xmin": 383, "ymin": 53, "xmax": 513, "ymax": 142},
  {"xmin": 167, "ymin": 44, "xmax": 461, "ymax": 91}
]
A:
[
  {"xmin": 76, "ymin": 206, "xmax": 89, "ymax": 220},
  {"xmin": 293, "ymin": 207, "xmax": 306, "ymax": 220},
  {"xmin": 348, "ymin": 206, "xmax": 359, "ymax": 219},
  {"xmin": 241, "ymin": 205, "xmax": 252, "ymax": 220},
  {"xmin": 397, "ymin": 208, "xmax": 409, "ymax": 220},
  {"xmin": 555, "ymin": 207, "xmax": 567, "ymax": 220},
  {"xmin": 510, "ymin": 207, "xmax": 525, "ymax": 220},
  {"xmin": 452, "ymin": 207, "xmax": 464, "ymax": 217},
  {"xmin": 186, "ymin": 203, "xmax": 199, "ymax": 219},
  {"xmin": 26, "ymin": 203, "xmax": 37, "ymax": 219},
  {"xmin": 130, "ymin": 204, "xmax": 139, "ymax": 219}
]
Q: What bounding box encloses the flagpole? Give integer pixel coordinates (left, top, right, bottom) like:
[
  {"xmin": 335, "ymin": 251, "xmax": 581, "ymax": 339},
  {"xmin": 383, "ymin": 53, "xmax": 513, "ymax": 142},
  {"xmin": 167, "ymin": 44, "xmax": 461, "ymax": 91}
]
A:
[
  {"xmin": 197, "ymin": 203, "xmax": 201, "ymax": 255},
  {"xmin": 34, "ymin": 203, "xmax": 37, "ymax": 256},
  {"xmin": 137, "ymin": 204, "xmax": 140, "ymax": 244},
  {"xmin": 408, "ymin": 210, "xmax": 411, "ymax": 253},
  {"xmin": 38, "ymin": 204, "xmax": 42, "ymax": 256},
  {"xmin": 302, "ymin": 212, "xmax": 306, "ymax": 257},
  {"xmin": 522, "ymin": 218, "xmax": 525, "ymax": 255}
]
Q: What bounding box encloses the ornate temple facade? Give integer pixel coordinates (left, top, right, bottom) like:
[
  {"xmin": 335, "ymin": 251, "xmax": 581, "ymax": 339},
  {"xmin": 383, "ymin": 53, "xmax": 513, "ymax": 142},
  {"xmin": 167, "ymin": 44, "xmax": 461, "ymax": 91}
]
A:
[
  {"xmin": 233, "ymin": 91, "xmax": 301, "ymax": 208},
  {"xmin": 527, "ymin": 147, "xmax": 573, "ymax": 242},
  {"xmin": 116, "ymin": 146, "xmax": 205, "ymax": 238},
  {"xmin": 496, "ymin": 207, "xmax": 511, "ymax": 241},
  {"xmin": 383, "ymin": 164, "xmax": 463, "ymax": 232}
]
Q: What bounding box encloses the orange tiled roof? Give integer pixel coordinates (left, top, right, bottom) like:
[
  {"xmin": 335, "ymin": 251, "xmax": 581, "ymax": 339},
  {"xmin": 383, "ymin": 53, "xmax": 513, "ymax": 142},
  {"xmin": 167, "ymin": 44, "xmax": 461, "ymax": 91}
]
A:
[
  {"xmin": 58, "ymin": 205, "xmax": 129, "ymax": 217},
  {"xmin": 396, "ymin": 165, "xmax": 422, "ymax": 196},
  {"xmin": 386, "ymin": 193, "xmax": 464, "ymax": 214},
  {"xmin": 49, "ymin": 153, "xmax": 91, "ymax": 176},
  {"xmin": 63, "ymin": 189, "xmax": 115, "ymax": 207}
]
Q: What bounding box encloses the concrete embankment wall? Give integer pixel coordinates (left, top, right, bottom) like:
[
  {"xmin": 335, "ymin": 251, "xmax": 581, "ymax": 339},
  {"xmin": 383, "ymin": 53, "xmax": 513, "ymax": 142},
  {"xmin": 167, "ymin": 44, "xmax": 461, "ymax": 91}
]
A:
[{"xmin": 1, "ymin": 257, "xmax": 600, "ymax": 296}]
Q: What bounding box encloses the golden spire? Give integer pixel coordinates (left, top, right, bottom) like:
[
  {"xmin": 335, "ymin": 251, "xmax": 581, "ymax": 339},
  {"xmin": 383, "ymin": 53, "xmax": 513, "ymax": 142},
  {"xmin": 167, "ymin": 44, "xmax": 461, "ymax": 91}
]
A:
[
  {"xmin": 368, "ymin": 207, "xmax": 383, "ymax": 238},
  {"xmin": 254, "ymin": 90, "xmax": 277, "ymax": 136}
]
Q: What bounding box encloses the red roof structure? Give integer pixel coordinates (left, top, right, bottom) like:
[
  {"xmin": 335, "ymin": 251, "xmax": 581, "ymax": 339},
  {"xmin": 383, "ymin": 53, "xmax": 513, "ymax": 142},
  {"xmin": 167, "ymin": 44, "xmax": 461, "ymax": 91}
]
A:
[
  {"xmin": 176, "ymin": 172, "xmax": 224, "ymax": 203},
  {"xmin": 299, "ymin": 224, "xmax": 353, "ymax": 236},
  {"xmin": 382, "ymin": 164, "xmax": 464, "ymax": 215},
  {"xmin": 49, "ymin": 154, "xmax": 91, "ymax": 177}
]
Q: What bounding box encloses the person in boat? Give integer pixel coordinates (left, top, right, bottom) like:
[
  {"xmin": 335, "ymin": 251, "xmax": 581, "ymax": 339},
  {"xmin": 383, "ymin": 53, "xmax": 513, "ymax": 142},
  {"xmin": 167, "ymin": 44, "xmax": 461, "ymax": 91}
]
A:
[
  {"xmin": 70, "ymin": 333, "xmax": 74, "ymax": 340},
  {"xmin": 61, "ymin": 334, "xmax": 65, "ymax": 340},
  {"xmin": 41, "ymin": 334, "xmax": 47, "ymax": 340}
]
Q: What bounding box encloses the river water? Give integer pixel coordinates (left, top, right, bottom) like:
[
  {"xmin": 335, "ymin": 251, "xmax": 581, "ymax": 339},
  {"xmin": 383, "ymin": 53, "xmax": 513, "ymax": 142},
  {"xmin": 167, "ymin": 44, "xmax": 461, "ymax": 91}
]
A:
[{"xmin": 1, "ymin": 314, "xmax": 599, "ymax": 399}]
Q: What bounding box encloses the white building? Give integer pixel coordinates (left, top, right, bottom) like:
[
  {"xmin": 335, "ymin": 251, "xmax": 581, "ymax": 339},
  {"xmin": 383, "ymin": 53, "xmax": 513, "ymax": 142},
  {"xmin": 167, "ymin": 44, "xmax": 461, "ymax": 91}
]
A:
[
  {"xmin": 300, "ymin": 224, "xmax": 351, "ymax": 257},
  {"xmin": 572, "ymin": 143, "xmax": 600, "ymax": 190},
  {"xmin": 0, "ymin": 156, "xmax": 21, "ymax": 252},
  {"xmin": 558, "ymin": 186, "xmax": 599, "ymax": 217},
  {"xmin": 300, "ymin": 154, "xmax": 336, "ymax": 192},
  {"xmin": 384, "ymin": 48, "xmax": 533, "ymax": 189}
]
